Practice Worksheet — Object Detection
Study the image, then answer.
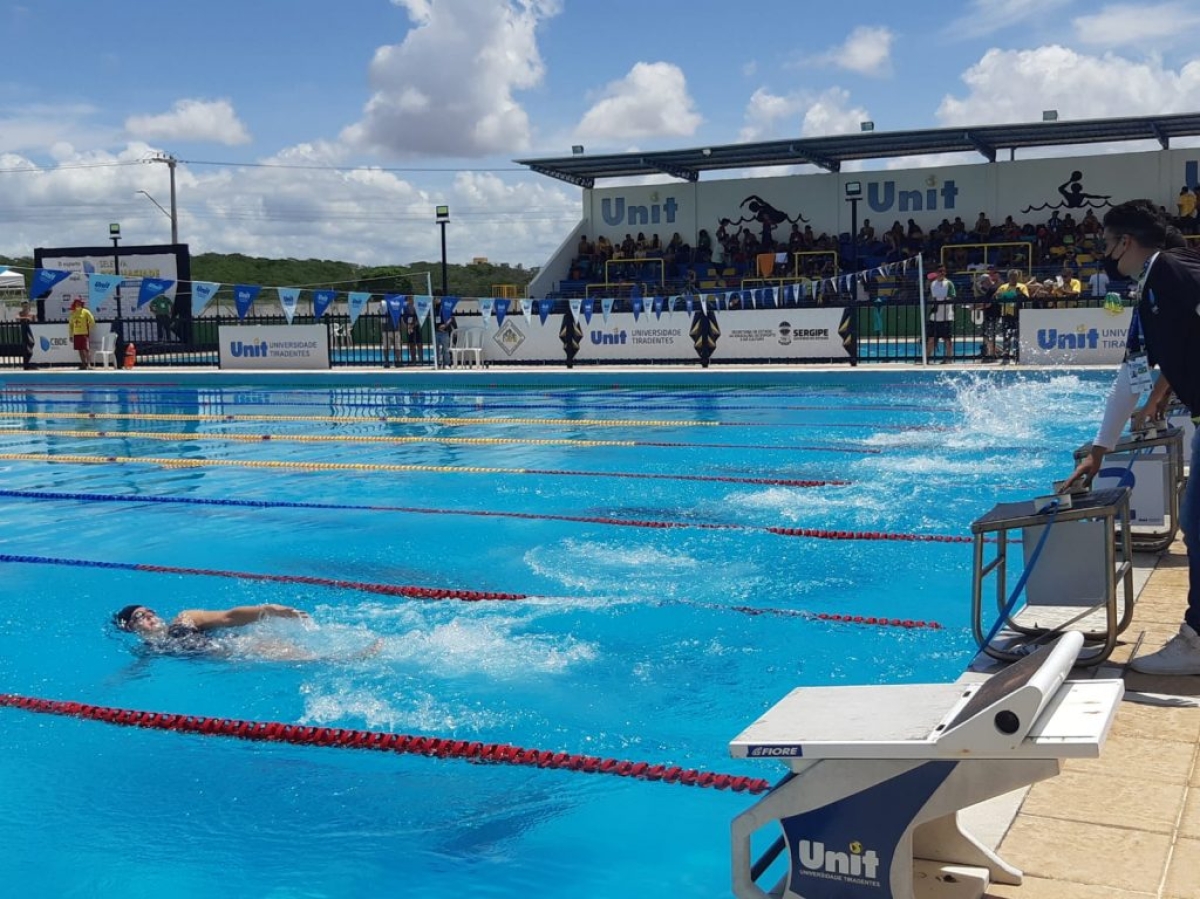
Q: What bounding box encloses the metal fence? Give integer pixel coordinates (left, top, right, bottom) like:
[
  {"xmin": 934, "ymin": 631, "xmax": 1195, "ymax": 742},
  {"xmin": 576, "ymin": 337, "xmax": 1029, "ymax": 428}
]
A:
[{"xmin": 0, "ymin": 294, "xmax": 1122, "ymax": 369}]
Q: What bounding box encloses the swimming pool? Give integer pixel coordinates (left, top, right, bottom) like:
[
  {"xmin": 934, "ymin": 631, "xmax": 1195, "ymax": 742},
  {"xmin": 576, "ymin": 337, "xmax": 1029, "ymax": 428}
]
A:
[{"xmin": 0, "ymin": 369, "xmax": 1111, "ymax": 896}]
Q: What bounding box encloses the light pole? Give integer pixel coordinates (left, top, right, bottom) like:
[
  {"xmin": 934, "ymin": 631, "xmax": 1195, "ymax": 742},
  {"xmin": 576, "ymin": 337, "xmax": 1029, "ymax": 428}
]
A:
[
  {"xmin": 136, "ymin": 190, "xmax": 174, "ymax": 240},
  {"xmin": 435, "ymin": 205, "xmax": 450, "ymax": 297},
  {"xmin": 146, "ymin": 152, "xmax": 179, "ymax": 244},
  {"xmin": 110, "ymin": 222, "xmax": 124, "ymax": 336},
  {"xmin": 844, "ymin": 181, "xmax": 863, "ymax": 367}
]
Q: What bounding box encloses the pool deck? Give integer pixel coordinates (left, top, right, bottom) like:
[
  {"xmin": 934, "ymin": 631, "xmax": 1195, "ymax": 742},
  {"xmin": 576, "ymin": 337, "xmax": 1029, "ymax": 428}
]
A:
[{"xmin": 979, "ymin": 533, "xmax": 1200, "ymax": 899}]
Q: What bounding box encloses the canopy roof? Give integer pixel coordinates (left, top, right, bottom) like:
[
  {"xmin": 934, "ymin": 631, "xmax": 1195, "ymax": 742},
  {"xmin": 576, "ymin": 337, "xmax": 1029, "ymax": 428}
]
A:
[{"xmin": 516, "ymin": 113, "xmax": 1200, "ymax": 188}]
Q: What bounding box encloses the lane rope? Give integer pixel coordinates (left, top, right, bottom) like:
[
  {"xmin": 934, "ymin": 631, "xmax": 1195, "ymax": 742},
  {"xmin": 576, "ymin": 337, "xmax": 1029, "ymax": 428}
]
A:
[
  {"xmin": 0, "ymin": 552, "xmax": 944, "ymax": 630},
  {"xmin": 0, "ymin": 452, "xmax": 847, "ymax": 488},
  {"xmin": 1, "ymin": 427, "xmax": 883, "ymax": 455},
  {"xmin": 0, "ymin": 409, "xmax": 950, "ymax": 432},
  {"xmin": 0, "ymin": 489, "xmax": 974, "ymax": 544},
  {"xmin": 0, "ymin": 694, "xmax": 774, "ymax": 795}
]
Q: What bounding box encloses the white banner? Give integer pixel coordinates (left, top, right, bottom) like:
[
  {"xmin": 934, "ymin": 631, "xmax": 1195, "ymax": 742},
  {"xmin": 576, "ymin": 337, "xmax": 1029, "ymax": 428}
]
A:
[
  {"xmin": 218, "ymin": 324, "xmax": 330, "ymax": 370},
  {"xmin": 475, "ymin": 307, "xmax": 851, "ymax": 364},
  {"xmin": 1019, "ymin": 308, "xmax": 1133, "ymax": 365},
  {"xmin": 35, "ymin": 250, "xmax": 180, "ymax": 321},
  {"xmin": 29, "ymin": 322, "xmax": 113, "ymax": 364}
]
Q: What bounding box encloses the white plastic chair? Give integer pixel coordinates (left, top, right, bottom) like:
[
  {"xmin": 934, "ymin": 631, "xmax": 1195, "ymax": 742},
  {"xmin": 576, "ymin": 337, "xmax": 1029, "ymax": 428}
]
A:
[
  {"xmin": 91, "ymin": 332, "xmax": 118, "ymax": 369},
  {"xmin": 449, "ymin": 327, "xmax": 484, "ymax": 369},
  {"xmin": 332, "ymin": 323, "xmax": 353, "ymax": 348}
]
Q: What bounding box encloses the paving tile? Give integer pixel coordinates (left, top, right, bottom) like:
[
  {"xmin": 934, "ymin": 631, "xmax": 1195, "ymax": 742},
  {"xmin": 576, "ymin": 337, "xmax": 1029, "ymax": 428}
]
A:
[
  {"xmin": 1180, "ymin": 789, "xmax": 1200, "ymax": 838},
  {"xmin": 1019, "ymin": 769, "xmax": 1183, "ymax": 833},
  {"xmin": 998, "ymin": 816, "xmax": 1171, "ymax": 893},
  {"xmin": 1163, "ymin": 836, "xmax": 1200, "ymax": 898},
  {"xmin": 1109, "ymin": 700, "xmax": 1200, "ymax": 744},
  {"xmin": 1065, "ymin": 732, "xmax": 1195, "ymax": 784},
  {"xmin": 986, "ymin": 876, "xmax": 1153, "ymax": 897}
]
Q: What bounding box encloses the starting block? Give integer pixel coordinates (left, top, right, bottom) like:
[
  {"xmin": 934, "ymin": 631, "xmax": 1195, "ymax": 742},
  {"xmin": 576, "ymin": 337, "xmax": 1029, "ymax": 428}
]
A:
[
  {"xmin": 969, "ymin": 486, "xmax": 1134, "ymax": 665},
  {"xmin": 730, "ymin": 631, "xmax": 1122, "ymax": 899},
  {"xmin": 1073, "ymin": 426, "xmax": 1184, "ymax": 552}
]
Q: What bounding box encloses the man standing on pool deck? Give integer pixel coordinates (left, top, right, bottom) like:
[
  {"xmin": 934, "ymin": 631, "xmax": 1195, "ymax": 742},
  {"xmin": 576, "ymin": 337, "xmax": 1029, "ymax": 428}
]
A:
[
  {"xmin": 67, "ymin": 298, "xmax": 94, "ymax": 370},
  {"xmin": 1067, "ymin": 199, "xmax": 1200, "ymax": 675}
]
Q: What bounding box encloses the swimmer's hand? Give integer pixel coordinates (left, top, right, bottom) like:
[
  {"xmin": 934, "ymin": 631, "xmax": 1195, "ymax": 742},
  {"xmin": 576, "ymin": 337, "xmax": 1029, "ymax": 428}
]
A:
[
  {"xmin": 1065, "ymin": 446, "xmax": 1105, "ymax": 491},
  {"xmin": 259, "ymin": 603, "xmax": 310, "ymax": 621}
]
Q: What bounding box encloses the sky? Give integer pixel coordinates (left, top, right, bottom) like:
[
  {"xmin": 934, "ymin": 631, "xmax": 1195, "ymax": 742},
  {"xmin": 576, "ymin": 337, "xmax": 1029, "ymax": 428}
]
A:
[{"xmin": 3, "ymin": 0, "xmax": 1200, "ymax": 270}]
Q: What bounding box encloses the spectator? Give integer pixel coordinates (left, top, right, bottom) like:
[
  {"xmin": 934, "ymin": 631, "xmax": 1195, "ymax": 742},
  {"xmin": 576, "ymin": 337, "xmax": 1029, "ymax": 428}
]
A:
[
  {"xmin": 434, "ymin": 298, "xmax": 457, "ymax": 368},
  {"xmin": 1087, "ymin": 266, "xmax": 1110, "ymax": 298},
  {"xmin": 380, "ymin": 296, "xmax": 401, "ymax": 367},
  {"xmin": 1081, "ymin": 209, "xmax": 1101, "ymax": 238},
  {"xmin": 926, "ymin": 266, "xmax": 957, "ymax": 362},
  {"xmin": 149, "ymin": 292, "xmax": 175, "ymax": 342},
  {"xmin": 973, "ymin": 271, "xmax": 1001, "ymax": 361},
  {"xmin": 1053, "ymin": 264, "xmax": 1082, "ymax": 307},
  {"xmin": 401, "ymin": 296, "xmax": 423, "ymax": 365},
  {"xmin": 18, "ymin": 300, "xmax": 36, "ymax": 369},
  {"xmin": 994, "ymin": 269, "xmax": 1028, "ymax": 363},
  {"xmin": 696, "ymin": 229, "xmax": 713, "ymax": 263},
  {"xmin": 1178, "ymin": 186, "xmax": 1197, "ymax": 234},
  {"xmin": 577, "ymin": 234, "xmax": 594, "ymax": 261},
  {"xmin": 858, "ymin": 218, "xmax": 875, "ymax": 243},
  {"xmin": 972, "ymin": 212, "xmax": 992, "ymax": 240}
]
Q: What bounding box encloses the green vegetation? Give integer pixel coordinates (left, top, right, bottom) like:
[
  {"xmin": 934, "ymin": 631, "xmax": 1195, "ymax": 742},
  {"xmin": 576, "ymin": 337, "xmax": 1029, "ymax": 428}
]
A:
[{"xmin": 0, "ymin": 252, "xmax": 534, "ymax": 299}]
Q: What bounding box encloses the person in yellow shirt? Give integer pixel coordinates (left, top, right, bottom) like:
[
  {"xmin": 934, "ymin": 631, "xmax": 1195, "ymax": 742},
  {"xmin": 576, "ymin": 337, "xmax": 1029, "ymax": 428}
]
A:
[
  {"xmin": 994, "ymin": 269, "xmax": 1028, "ymax": 363},
  {"xmin": 67, "ymin": 298, "xmax": 95, "ymax": 370},
  {"xmin": 1053, "ymin": 263, "xmax": 1082, "ymax": 308}
]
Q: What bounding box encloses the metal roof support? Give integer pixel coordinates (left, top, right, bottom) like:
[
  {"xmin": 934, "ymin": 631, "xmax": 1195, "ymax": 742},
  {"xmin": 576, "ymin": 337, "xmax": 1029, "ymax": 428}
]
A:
[
  {"xmin": 788, "ymin": 146, "xmax": 839, "ymax": 172},
  {"xmin": 528, "ymin": 165, "xmax": 594, "ymax": 190},
  {"xmin": 641, "ymin": 158, "xmax": 699, "ymax": 182},
  {"xmin": 1150, "ymin": 122, "xmax": 1169, "ymax": 149},
  {"xmin": 964, "ymin": 131, "xmax": 996, "ymax": 162}
]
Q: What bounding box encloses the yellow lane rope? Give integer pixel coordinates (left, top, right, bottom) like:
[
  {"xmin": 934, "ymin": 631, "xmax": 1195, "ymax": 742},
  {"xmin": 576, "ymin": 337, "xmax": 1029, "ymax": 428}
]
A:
[
  {"xmin": 0, "ymin": 453, "xmax": 533, "ymax": 476},
  {"xmin": 4, "ymin": 428, "xmax": 637, "ymax": 449},
  {"xmin": 0, "ymin": 410, "xmax": 716, "ymax": 428}
]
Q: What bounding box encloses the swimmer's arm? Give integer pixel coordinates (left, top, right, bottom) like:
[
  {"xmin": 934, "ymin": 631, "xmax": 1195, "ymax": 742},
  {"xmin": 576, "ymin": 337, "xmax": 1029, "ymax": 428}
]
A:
[{"xmin": 177, "ymin": 604, "xmax": 310, "ymax": 631}]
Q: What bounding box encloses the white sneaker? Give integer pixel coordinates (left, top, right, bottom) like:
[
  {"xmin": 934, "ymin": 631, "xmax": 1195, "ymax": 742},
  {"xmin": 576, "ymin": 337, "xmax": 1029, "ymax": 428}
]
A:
[{"xmin": 1128, "ymin": 624, "xmax": 1200, "ymax": 676}]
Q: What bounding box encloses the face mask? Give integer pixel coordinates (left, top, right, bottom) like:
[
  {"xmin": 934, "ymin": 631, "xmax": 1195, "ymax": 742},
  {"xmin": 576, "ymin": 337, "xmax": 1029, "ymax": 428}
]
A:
[{"xmin": 1102, "ymin": 236, "xmax": 1125, "ymax": 280}]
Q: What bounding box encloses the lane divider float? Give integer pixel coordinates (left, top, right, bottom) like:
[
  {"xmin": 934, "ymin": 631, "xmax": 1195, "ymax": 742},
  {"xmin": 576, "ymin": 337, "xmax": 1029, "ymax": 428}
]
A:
[
  {"xmin": 0, "ymin": 489, "xmax": 972, "ymax": 544},
  {"xmin": 0, "ymin": 694, "xmax": 774, "ymax": 795},
  {"xmin": 0, "ymin": 552, "xmax": 944, "ymax": 630},
  {"xmin": 0, "ymin": 452, "xmax": 847, "ymax": 488}
]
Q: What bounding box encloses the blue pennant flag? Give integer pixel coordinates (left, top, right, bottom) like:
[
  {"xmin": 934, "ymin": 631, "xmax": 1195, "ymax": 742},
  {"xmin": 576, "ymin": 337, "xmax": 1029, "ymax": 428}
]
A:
[
  {"xmin": 494, "ymin": 298, "xmax": 510, "ymax": 327},
  {"xmin": 652, "ymin": 296, "xmax": 664, "ymax": 320},
  {"xmin": 136, "ymin": 277, "xmax": 174, "ymax": 309},
  {"xmin": 568, "ymin": 297, "xmax": 582, "ymax": 321},
  {"xmin": 784, "ymin": 284, "xmax": 795, "ymax": 307},
  {"xmin": 192, "ymin": 281, "xmax": 220, "ymax": 317},
  {"xmin": 234, "ymin": 284, "xmax": 261, "ymax": 320},
  {"xmin": 582, "ymin": 298, "xmax": 594, "ymax": 324},
  {"xmin": 685, "ymin": 296, "xmax": 694, "ymax": 315},
  {"xmin": 537, "ymin": 300, "xmax": 550, "ymax": 326},
  {"xmin": 478, "ymin": 297, "xmax": 494, "ymax": 325},
  {"xmin": 632, "ymin": 295, "xmax": 644, "ymax": 321},
  {"xmin": 384, "ymin": 294, "xmax": 404, "ymax": 329},
  {"xmin": 30, "ymin": 268, "xmax": 71, "ymax": 300},
  {"xmin": 601, "ymin": 296, "xmax": 614, "ymax": 322},
  {"xmin": 88, "ymin": 273, "xmax": 123, "ymax": 307},
  {"xmin": 440, "ymin": 296, "xmax": 459, "ymax": 323},
  {"xmin": 312, "ymin": 289, "xmax": 336, "ymax": 319},
  {"xmin": 276, "ymin": 287, "xmax": 301, "ymax": 324},
  {"xmin": 347, "ymin": 291, "xmax": 371, "ymax": 326}
]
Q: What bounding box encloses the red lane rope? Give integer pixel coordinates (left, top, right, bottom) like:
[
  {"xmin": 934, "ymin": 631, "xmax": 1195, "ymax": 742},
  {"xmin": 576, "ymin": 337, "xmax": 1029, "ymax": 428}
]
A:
[
  {"xmin": 766, "ymin": 526, "xmax": 972, "ymax": 544},
  {"xmin": 0, "ymin": 694, "xmax": 773, "ymax": 795},
  {"xmin": 0, "ymin": 553, "xmax": 946, "ymax": 629}
]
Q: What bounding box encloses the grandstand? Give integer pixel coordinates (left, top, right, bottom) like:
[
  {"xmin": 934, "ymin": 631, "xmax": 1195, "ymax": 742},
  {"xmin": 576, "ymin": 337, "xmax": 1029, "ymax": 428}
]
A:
[{"xmin": 517, "ymin": 112, "xmax": 1200, "ymax": 307}]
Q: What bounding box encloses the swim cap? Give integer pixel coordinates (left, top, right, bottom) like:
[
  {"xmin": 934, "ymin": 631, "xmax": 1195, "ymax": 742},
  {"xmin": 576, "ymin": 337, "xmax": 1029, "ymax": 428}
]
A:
[{"xmin": 114, "ymin": 604, "xmax": 145, "ymax": 631}]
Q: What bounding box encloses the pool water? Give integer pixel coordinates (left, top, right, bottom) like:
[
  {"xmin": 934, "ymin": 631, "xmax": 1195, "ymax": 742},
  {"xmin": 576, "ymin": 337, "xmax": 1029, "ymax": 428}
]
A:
[{"xmin": 0, "ymin": 371, "xmax": 1110, "ymax": 897}]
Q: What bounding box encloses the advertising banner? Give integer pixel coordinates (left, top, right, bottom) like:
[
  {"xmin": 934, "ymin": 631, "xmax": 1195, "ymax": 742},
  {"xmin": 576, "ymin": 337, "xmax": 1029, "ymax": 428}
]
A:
[
  {"xmin": 30, "ymin": 322, "xmax": 113, "ymax": 365},
  {"xmin": 33, "ymin": 245, "xmax": 187, "ymax": 321},
  {"xmin": 475, "ymin": 307, "xmax": 851, "ymax": 364},
  {"xmin": 217, "ymin": 324, "xmax": 330, "ymax": 370},
  {"xmin": 1019, "ymin": 308, "xmax": 1133, "ymax": 365}
]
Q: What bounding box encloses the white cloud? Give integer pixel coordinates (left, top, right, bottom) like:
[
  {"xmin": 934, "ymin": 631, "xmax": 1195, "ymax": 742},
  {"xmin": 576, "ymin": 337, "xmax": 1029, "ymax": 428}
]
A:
[
  {"xmin": 0, "ymin": 143, "xmax": 578, "ymax": 268},
  {"xmin": 1073, "ymin": 2, "xmax": 1200, "ymax": 48},
  {"xmin": 342, "ymin": 0, "xmax": 560, "ymax": 158},
  {"xmin": 943, "ymin": 0, "xmax": 1074, "ymax": 40},
  {"xmin": 938, "ymin": 45, "xmax": 1200, "ymax": 125},
  {"xmin": 574, "ymin": 62, "xmax": 702, "ymax": 143},
  {"xmin": 0, "ymin": 103, "xmax": 117, "ymax": 154},
  {"xmin": 125, "ymin": 99, "xmax": 251, "ymax": 146},
  {"xmin": 810, "ymin": 26, "xmax": 895, "ymax": 77},
  {"xmin": 739, "ymin": 87, "xmax": 869, "ymax": 143}
]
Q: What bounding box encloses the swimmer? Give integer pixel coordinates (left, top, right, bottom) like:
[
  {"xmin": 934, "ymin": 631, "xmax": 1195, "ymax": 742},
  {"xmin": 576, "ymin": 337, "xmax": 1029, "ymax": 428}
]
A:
[{"xmin": 114, "ymin": 603, "xmax": 317, "ymax": 659}]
